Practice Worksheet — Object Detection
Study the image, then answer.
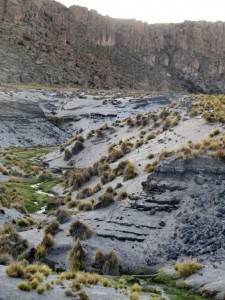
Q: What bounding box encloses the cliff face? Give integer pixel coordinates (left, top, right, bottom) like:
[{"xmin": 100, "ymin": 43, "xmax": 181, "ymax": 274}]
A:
[{"xmin": 0, "ymin": 0, "xmax": 225, "ymax": 92}]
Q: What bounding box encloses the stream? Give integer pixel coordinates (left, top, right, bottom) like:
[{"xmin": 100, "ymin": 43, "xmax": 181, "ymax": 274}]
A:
[
  {"xmin": 140, "ymin": 282, "xmax": 171, "ymax": 300},
  {"xmin": 155, "ymin": 285, "xmax": 170, "ymax": 300},
  {"xmin": 31, "ymin": 183, "xmax": 54, "ymax": 214}
]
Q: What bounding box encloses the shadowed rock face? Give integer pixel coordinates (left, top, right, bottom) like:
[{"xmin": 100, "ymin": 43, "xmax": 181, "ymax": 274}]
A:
[
  {"xmin": 0, "ymin": 92, "xmax": 69, "ymax": 147},
  {"xmin": 0, "ymin": 0, "xmax": 225, "ymax": 92},
  {"xmin": 45, "ymin": 156, "xmax": 225, "ymax": 273}
]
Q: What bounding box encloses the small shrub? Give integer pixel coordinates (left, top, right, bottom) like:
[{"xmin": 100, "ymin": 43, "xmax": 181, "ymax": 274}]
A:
[
  {"xmin": 25, "ymin": 264, "xmax": 52, "ymax": 277},
  {"xmin": 101, "ymin": 278, "xmax": 111, "ymax": 287},
  {"xmin": 171, "ymin": 117, "xmax": 179, "ymax": 127},
  {"xmin": 59, "ymin": 271, "xmax": 76, "ymax": 280},
  {"xmin": 77, "ymin": 290, "xmax": 89, "ymax": 300},
  {"xmin": 67, "ymin": 200, "xmax": 79, "ymax": 208},
  {"xmin": 46, "ymin": 197, "xmax": 60, "ymax": 211},
  {"xmin": 72, "ymin": 141, "xmax": 84, "ymax": 155},
  {"xmin": 78, "ymin": 202, "xmax": 93, "ymax": 211},
  {"xmin": 56, "ymin": 209, "xmax": 71, "ymax": 224},
  {"xmin": 70, "ymin": 281, "xmax": 82, "ymax": 290},
  {"xmin": 123, "ymin": 162, "xmax": 136, "ymax": 181},
  {"xmin": 162, "ymin": 118, "xmax": 172, "ymax": 131},
  {"xmin": 106, "ymin": 186, "xmax": 114, "ymax": 193},
  {"xmin": 44, "ymin": 219, "xmax": 60, "ymax": 235},
  {"xmin": 68, "ymin": 239, "xmax": 85, "ymax": 271},
  {"xmin": 36, "ymin": 244, "xmax": 46, "ymax": 259},
  {"xmin": 95, "ymin": 193, "xmax": 115, "ymax": 209},
  {"xmin": 0, "ymin": 253, "xmax": 13, "ymax": 265},
  {"xmin": 145, "ymin": 164, "xmax": 155, "ymax": 173},
  {"xmin": 30, "ymin": 278, "xmax": 39, "ymax": 289},
  {"xmin": 77, "ymin": 135, "xmax": 85, "ymax": 143},
  {"xmin": 115, "ymin": 182, "xmax": 123, "ymax": 189},
  {"xmin": 6, "ymin": 262, "xmax": 25, "ymax": 278},
  {"xmin": 69, "ymin": 220, "xmax": 92, "ymax": 240},
  {"xmin": 100, "ymin": 172, "xmax": 115, "ymax": 185},
  {"xmin": 107, "ymin": 149, "xmax": 124, "ymax": 163},
  {"xmin": 41, "ymin": 233, "xmax": 54, "ymax": 249},
  {"xmin": 147, "ymin": 153, "xmax": 155, "ymax": 159},
  {"xmin": 209, "ymin": 129, "xmax": 220, "ymax": 137},
  {"xmin": 17, "ymin": 282, "xmax": 31, "ymax": 292},
  {"xmin": 64, "ymin": 149, "xmax": 72, "ymax": 161},
  {"xmin": 36, "ymin": 285, "xmax": 45, "ymax": 294},
  {"xmin": 131, "ymin": 283, "xmax": 141, "ymax": 293},
  {"xmin": 160, "ymin": 109, "xmax": 170, "ymax": 119},
  {"xmin": 118, "ymin": 191, "xmax": 128, "ymax": 200},
  {"xmin": 92, "ymin": 183, "xmax": 102, "ymax": 194},
  {"xmin": 146, "ymin": 133, "xmax": 156, "ymax": 141},
  {"xmin": 121, "ymin": 141, "xmax": 133, "ymax": 154},
  {"xmin": 93, "ymin": 250, "xmax": 120, "ymax": 275},
  {"xmin": 77, "ymin": 188, "xmax": 93, "ymax": 200},
  {"xmin": 174, "ymin": 259, "xmax": 202, "ymax": 277},
  {"xmin": 34, "ymin": 272, "xmax": 44, "ymax": 283},
  {"xmin": 130, "ymin": 291, "xmax": 139, "ymax": 300},
  {"xmin": 17, "ymin": 218, "xmax": 34, "ymax": 228},
  {"xmin": 76, "ymin": 272, "xmax": 100, "ymax": 285}
]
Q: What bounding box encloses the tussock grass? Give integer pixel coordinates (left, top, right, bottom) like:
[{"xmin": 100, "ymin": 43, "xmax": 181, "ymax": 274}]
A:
[
  {"xmin": 93, "ymin": 250, "xmax": 120, "ymax": 275},
  {"xmin": 17, "ymin": 282, "xmax": 32, "ymax": 291},
  {"xmin": 69, "ymin": 220, "xmax": 92, "ymax": 240},
  {"xmin": 174, "ymin": 259, "xmax": 202, "ymax": 277},
  {"xmin": 68, "ymin": 239, "xmax": 85, "ymax": 271}
]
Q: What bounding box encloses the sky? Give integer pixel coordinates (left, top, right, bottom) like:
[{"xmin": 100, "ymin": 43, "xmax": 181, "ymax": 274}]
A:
[{"xmin": 57, "ymin": 0, "xmax": 225, "ymax": 24}]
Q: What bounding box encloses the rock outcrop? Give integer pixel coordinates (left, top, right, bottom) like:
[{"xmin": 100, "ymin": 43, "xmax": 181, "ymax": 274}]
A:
[
  {"xmin": 0, "ymin": 89, "xmax": 69, "ymax": 147},
  {"xmin": 46, "ymin": 156, "xmax": 225, "ymax": 274},
  {"xmin": 0, "ymin": 0, "xmax": 225, "ymax": 91}
]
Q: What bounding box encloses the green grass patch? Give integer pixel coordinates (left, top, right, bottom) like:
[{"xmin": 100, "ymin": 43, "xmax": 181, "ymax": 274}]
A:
[
  {"xmin": 0, "ymin": 147, "xmax": 57, "ymax": 178},
  {"xmin": 152, "ymin": 271, "xmax": 180, "ymax": 285},
  {"xmin": 39, "ymin": 178, "xmax": 61, "ymax": 194},
  {"xmin": 0, "ymin": 146, "xmax": 61, "ymax": 212},
  {"xmin": 0, "ymin": 177, "xmax": 60, "ymax": 213},
  {"xmin": 144, "ymin": 270, "xmax": 210, "ymax": 300},
  {"xmin": 6, "ymin": 147, "xmax": 57, "ymax": 160},
  {"xmin": 165, "ymin": 286, "xmax": 210, "ymax": 300}
]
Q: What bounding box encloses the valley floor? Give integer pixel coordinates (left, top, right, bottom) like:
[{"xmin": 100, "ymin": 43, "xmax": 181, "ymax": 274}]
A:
[{"xmin": 0, "ymin": 86, "xmax": 225, "ymax": 299}]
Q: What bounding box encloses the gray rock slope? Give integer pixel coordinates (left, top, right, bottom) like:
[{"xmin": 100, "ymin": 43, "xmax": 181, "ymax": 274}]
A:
[
  {"xmin": 0, "ymin": 90, "xmax": 69, "ymax": 147},
  {"xmin": 46, "ymin": 156, "xmax": 225, "ymax": 273}
]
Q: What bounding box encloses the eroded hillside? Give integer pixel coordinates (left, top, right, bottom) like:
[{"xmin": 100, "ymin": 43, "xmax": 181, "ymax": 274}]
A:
[{"xmin": 0, "ymin": 87, "xmax": 225, "ymax": 299}]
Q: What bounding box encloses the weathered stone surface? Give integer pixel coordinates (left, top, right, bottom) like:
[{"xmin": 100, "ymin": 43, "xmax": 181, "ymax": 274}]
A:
[
  {"xmin": 44, "ymin": 156, "xmax": 225, "ymax": 279},
  {"xmin": 0, "ymin": 0, "xmax": 224, "ymax": 91},
  {"xmin": 0, "ymin": 89, "xmax": 72, "ymax": 147}
]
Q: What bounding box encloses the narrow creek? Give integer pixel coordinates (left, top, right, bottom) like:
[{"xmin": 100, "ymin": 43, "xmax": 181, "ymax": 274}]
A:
[
  {"xmin": 31, "ymin": 183, "xmax": 54, "ymax": 214},
  {"xmin": 155, "ymin": 285, "xmax": 170, "ymax": 300},
  {"xmin": 140, "ymin": 283, "xmax": 171, "ymax": 300}
]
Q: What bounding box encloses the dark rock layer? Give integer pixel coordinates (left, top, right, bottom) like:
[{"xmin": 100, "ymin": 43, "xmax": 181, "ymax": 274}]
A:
[{"xmin": 59, "ymin": 156, "xmax": 225, "ymax": 273}]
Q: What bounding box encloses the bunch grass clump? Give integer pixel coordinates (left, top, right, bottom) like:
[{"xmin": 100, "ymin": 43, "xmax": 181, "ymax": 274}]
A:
[
  {"xmin": 190, "ymin": 94, "xmax": 225, "ymax": 123},
  {"xmin": 44, "ymin": 219, "xmax": 60, "ymax": 235},
  {"xmin": 174, "ymin": 259, "xmax": 202, "ymax": 277},
  {"xmin": 68, "ymin": 238, "xmax": 85, "ymax": 271},
  {"xmin": 69, "ymin": 220, "xmax": 92, "ymax": 240},
  {"xmin": 93, "ymin": 250, "xmax": 120, "ymax": 275}
]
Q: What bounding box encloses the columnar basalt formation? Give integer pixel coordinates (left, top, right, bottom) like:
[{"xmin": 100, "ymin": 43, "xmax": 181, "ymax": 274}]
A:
[{"xmin": 0, "ymin": 0, "xmax": 225, "ymax": 91}]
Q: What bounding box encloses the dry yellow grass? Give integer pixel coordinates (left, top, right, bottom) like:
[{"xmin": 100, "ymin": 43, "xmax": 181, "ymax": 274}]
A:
[{"xmin": 174, "ymin": 259, "xmax": 202, "ymax": 277}]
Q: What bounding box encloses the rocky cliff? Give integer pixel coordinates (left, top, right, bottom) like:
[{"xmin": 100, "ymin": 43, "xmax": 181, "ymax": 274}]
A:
[{"xmin": 0, "ymin": 0, "xmax": 225, "ymax": 92}]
